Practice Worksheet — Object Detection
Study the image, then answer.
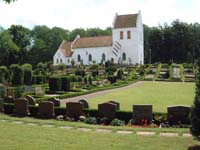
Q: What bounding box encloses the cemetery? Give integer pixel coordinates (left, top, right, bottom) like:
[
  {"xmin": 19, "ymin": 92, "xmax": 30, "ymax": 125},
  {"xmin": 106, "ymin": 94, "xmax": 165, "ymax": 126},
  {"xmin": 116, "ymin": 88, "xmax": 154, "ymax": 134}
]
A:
[{"xmin": 0, "ymin": 63, "xmax": 196, "ymax": 129}]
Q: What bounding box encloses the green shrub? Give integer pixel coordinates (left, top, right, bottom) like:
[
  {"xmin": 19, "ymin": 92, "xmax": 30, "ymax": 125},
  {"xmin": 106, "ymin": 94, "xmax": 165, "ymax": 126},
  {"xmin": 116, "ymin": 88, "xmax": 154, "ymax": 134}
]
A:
[
  {"xmin": 84, "ymin": 117, "xmax": 97, "ymax": 124},
  {"xmin": 14, "ymin": 86, "xmax": 23, "ymax": 98},
  {"xmin": 75, "ymin": 69, "xmax": 85, "ymax": 77},
  {"xmin": 88, "ymin": 75, "xmax": 92, "ymax": 85},
  {"xmin": 61, "ymin": 76, "xmax": 71, "ymax": 91},
  {"xmin": 92, "ymin": 70, "xmax": 99, "ymax": 78},
  {"xmin": 49, "ymin": 77, "xmax": 61, "ymax": 91},
  {"xmin": 24, "ymin": 68, "xmax": 33, "ymax": 85},
  {"xmin": 117, "ymin": 69, "xmax": 124, "ymax": 80},
  {"xmin": 32, "ymin": 75, "xmax": 44, "ymax": 84},
  {"xmin": 10, "ymin": 64, "xmax": 24, "ymax": 85},
  {"xmin": 84, "ymin": 76, "xmax": 88, "ymax": 84},
  {"xmin": 110, "ymin": 119, "xmax": 125, "ymax": 126},
  {"xmin": 77, "ymin": 76, "xmax": 83, "ymax": 82},
  {"xmin": 107, "ymin": 75, "xmax": 117, "ymax": 84},
  {"xmin": 0, "ymin": 66, "xmax": 10, "ymax": 83},
  {"xmin": 70, "ymin": 75, "xmax": 77, "ymax": 82}
]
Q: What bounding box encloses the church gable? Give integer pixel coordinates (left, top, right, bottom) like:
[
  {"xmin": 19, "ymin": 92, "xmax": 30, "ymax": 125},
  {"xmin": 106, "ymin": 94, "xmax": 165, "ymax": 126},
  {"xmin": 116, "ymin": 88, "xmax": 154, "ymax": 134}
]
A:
[
  {"xmin": 113, "ymin": 14, "xmax": 138, "ymax": 29},
  {"xmin": 59, "ymin": 40, "xmax": 73, "ymax": 57}
]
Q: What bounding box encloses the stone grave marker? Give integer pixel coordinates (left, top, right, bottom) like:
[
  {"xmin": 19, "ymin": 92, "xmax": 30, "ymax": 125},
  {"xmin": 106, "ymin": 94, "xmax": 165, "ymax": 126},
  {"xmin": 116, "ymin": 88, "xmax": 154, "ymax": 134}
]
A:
[
  {"xmin": 173, "ymin": 67, "xmax": 180, "ymax": 78},
  {"xmin": 107, "ymin": 100, "xmax": 120, "ymax": 110},
  {"xmin": 98, "ymin": 102, "xmax": 117, "ymax": 119},
  {"xmin": 14, "ymin": 98, "xmax": 30, "ymax": 117},
  {"xmin": 133, "ymin": 105, "xmax": 153, "ymax": 125},
  {"xmin": 24, "ymin": 85, "xmax": 33, "ymax": 92},
  {"xmin": 48, "ymin": 97, "xmax": 60, "ymax": 107},
  {"xmin": 78, "ymin": 98, "xmax": 89, "ymax": 109},
  {"xmin": 25, "ymin": 95, "xmax": 36, "ymax": 105},
  {"xmin": 35, "ymin": 86, "xmax": 43, "ymax": 95},
  {"xmin": 66, "ymin": 102, "xmax": 83, "ymax": 119},
  {"xmin": 38, "ymin": 101, "xmax": 55, "ymax": 119},
  {"xmin": 167, "ymin": 105, "xmax": 191, "ymax": 124}
]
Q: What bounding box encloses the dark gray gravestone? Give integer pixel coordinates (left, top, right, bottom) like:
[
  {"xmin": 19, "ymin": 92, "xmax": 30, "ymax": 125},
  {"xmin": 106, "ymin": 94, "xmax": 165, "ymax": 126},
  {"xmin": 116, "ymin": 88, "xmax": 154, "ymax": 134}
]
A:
[
  {"xmin": 48, "ymin": 97, "xmax": 60, "ymax": 107},
  {"xmin": 66, "ymin": 102, "xmax": 83, "ymax": 119},
  {"xmin": 38, "ymin": 101, "xmax": 55, "ymax": 119},
  {"xmin": 98, "ymin": 102, "xmax": 117, "ymax": 119},
  {"xmin": 14, "ymin": 98, "xmax": 30, "ymax": 117},
  {"xmin": 26, "ymin": 95, "xmax": 36, "ymax": 105},
  {"xmin": 107, "ymin": 100, "xmax": 120, "ymax": 110},
  {"xmin": 133, "ymin": 105, "xmax": 153, "ymax": 125},
  {"xmin": 167, "ymin": 105, "xmax": 191, "ymax": 124},
  {"xmin": 3, "ymin": 96, "xmax": 14, "ymax": 103},
  {"xmin": 24, "ymin": 86, "xmax": 33, "ymax": 92},
  {"xmin": 78, "ymin": 99, "xmax": 89, "ymax": 109}
]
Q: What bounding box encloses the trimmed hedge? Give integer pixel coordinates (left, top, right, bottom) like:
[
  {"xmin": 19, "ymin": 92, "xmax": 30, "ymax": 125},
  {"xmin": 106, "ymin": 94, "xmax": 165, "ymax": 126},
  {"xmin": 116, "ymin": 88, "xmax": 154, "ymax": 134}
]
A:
[
  {"xmin": 32, "ymin": 75, "xmax": 44, "ymax": 84},
  {"xmin": 61, "ymin": 76, "xmax": 71, "ymax": 91},
  {"xmin": 49, "ymin": 77, "xmax": 61, "ymax": 91},
  {"xmin": 24, "ymin": 68, "xmax": 33, "ymax": 85}
]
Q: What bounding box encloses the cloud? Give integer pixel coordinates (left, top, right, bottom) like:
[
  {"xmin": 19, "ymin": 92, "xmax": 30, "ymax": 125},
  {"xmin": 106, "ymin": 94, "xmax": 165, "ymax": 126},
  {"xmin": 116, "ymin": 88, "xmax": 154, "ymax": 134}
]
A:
[{"xmin": 0, "ymin": 0, "xmax": 199, "ymax": 30}]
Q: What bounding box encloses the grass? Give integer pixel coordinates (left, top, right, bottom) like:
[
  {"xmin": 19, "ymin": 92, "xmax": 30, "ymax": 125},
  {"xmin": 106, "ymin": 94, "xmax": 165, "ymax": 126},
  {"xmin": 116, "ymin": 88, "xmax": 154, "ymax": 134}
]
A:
[
  {"xmin": 89, "ymin": 81, "xmax": 195, "ymax": 113},
  {"xmin": 0, "ymin": 114, "xmax": 199, "ymax": 150}
]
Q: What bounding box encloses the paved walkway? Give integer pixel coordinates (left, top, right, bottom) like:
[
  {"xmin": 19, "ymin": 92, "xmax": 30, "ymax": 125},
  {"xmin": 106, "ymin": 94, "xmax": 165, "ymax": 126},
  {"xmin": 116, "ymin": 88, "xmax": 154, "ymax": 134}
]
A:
[
  {"xmin": 60, "ymin": 81, "xmax": 144, "ymax": 105},
  {"xmin": 0, "ymin": 119, "xmax": 192, "ymax": 137}
]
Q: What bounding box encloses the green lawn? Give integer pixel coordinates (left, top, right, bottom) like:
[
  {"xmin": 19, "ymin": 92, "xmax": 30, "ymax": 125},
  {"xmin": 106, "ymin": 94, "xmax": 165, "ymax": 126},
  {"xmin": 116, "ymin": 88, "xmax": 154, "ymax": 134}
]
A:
[
  {"xmin": 0, "ymin": 121, "xmax": 199, "ymax": 150},
  {"xmin": 89, "ymin": 81, "xmax": 195, "ymax": 112}
]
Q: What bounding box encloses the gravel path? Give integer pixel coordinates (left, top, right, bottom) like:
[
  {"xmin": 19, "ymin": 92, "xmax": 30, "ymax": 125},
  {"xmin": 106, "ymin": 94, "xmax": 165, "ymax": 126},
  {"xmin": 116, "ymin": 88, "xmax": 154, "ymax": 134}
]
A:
[{"xmin": 60, "ymin": 81, "xmax": 144, "ymax": 105}]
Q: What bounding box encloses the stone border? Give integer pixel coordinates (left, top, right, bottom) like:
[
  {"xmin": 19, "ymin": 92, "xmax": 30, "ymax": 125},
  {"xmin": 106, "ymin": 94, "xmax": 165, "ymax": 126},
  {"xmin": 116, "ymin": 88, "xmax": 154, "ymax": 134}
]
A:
[{"xmin": 0, "ymin": 119, "xmax": 192, "ymax": 137}]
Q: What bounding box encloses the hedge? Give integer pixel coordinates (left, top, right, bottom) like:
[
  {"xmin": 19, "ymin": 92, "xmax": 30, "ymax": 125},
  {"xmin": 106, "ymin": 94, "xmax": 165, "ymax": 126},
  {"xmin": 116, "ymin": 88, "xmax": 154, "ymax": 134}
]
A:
[
  {"xmin": 61, "ymin": 76, "xmax": 71, "ymax": 91},
  {"xmin": 32, "ymin": 75, "xmax": 44, "ymax": 84},
  {"xmin": 49, "ymin": 77, "xmax": 61, "ymax": 91}
]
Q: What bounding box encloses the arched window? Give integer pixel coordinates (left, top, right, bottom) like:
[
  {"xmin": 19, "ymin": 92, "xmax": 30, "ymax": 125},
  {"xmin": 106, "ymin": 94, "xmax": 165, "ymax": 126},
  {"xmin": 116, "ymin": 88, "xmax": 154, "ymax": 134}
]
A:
[
  {"xmin": 89, "ymin": 54, "xmax": 92, "ymax": 62},
  {"xmin": 122, "ymin": 53, "xmax": 126, "ymax": 61},
  {"xmin": 102, "ymin": 53, "xmax": 105, "ymax": 61},
  {"xmin": 56, "ymin": 59, "xmax": 59, "ymax": 63},
  {"xmin": 77, "ymin": 55, "xmax": 81, "ymax": 62},
  {"xmin": 127, "ymin": 31, "xmax": 131, "ymax": 39}
]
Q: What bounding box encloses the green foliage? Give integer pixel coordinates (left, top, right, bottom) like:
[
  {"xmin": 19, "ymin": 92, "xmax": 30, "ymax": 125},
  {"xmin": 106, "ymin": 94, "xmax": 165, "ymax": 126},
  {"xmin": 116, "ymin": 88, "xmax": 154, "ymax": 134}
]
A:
[
  {"xmin": 49, "ymin": 77, "xmax": 61, "ymax": 91},
  {"xmin": 14, "ymin": 86, "xmax": 23, "ymax": 98},
  {"xmin": 10, "ymin": 64, "xmax": 24, "ymax": 85},
  {"xmin": 2, "ymin": 0, "xmax": 16, "ymax": 3},
  {"xmin": 71, "ymin": 59, "xmax": 75, "ymax": 66},
  {"xmin": 84, "ymin": 117, "xmax": 97, "ymax": 125},
  {"xmin": 61, "ymin": 76, "xmax": 71, "ymax": 91},
  {"xmin": 107, "ymin": 75, "xmax": 117, "ymax": 84},
  {"xmin": 23, "ymin": 68, "xmax": 33, "ymax": 85},
  {"xmin": 75, "ymin": 69, "xmax": 85, "ymax": 77},
  {"xmin": 190, "ymin": 63, "xmax": 200, "ymax": 137},
  {"xmin": 117, "ymin": 69, "xmax": 124, "ymax": 80},
  {"xmin": 57, "ymin": 63, "xmax": 66, "ymax": 71},
  {"xmin": 0, "ymin": 66, "xmax": 10, "ymax": 83},
  {"xmin": 110, "ymin": 119, "xmax": 125, "ymax": 126},
  {"xmin": 32, "ymin": 75, "xmax": 44, "ymax": 84},
  {"xmin": 92, "ymin": 70, "xmax": 99, "ymax": 78},
  {"xmin": 88, "ymin": 75, "xmax": 92, "ymax": 85}
]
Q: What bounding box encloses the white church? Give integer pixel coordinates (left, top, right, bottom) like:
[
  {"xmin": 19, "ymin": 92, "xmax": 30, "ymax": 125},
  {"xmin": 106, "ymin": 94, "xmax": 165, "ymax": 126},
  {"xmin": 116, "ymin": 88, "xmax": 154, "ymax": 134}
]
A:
[{"xmin": 53, "ymin": 11, "xmax": 144, "ymax": 66}]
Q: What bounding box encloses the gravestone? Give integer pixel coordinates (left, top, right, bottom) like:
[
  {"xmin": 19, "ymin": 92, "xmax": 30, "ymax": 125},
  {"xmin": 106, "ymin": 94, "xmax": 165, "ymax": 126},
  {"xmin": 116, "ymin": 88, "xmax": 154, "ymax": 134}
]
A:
[
  {"xmin": 14, "ymin": 98, "xmax": 30, "ymax": 117},
  {"xmin": 48, "ymin": 98, "xmax": 60, "ymax": 107},
  {"xmin": 173, "ymin": 67, "xmax": 180, "ymax": 78},
  {"xmin": 107, "ymin": 100, "xmax": 120, "ymax": 110},
  {"xmin": 78, "ymin": 99, "xmax": 89, "ymax": 109},
  {"xmin": 24, "ymin": 86, "xmax": 33, "ymax": 92},
  {"xmin": 66, "ymin": 102, "xmax": 83, "ymax": 119},
  {"xmin": 38, "ymin": 101, "xmax": 55, "ymax": 119},
  {"xmin": 133, "ymin": 105, "xmax": 153, "ymax": 125},
  {"xmin": 26, "ymin": 95, "xmax": 36, "ymax": 105},
  {"xmin": 3, "ymin": 96, "xmax": 14, "ymax": 103},
  {"xmin": 35, "ymin": 86, "xmax": 43, "ymax": 95},
  {"xmin": 98, "ymin": 102, "xmax": 117, "ymax": 119},
  {"xmin": 167, "ymin": 105, "xmax": 191, "ymax": 124}
]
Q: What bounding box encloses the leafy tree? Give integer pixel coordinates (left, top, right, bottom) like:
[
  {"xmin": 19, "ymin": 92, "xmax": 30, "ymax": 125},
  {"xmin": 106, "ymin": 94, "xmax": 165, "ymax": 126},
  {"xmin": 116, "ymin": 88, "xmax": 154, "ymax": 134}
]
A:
[
  {"xmin": 190, "ymin": 61, "xmax": 200, "ymax": 138},
  {"xmin": 70, "ymin": 28, "xmax": 86, "ymax": 41}
]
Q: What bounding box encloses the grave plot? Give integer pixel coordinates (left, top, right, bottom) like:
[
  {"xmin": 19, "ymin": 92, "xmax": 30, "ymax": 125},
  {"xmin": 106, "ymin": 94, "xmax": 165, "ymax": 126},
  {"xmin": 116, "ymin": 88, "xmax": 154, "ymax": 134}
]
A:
[
  {"xmin": 170, "ymin": 65, "xmax": 182, "ymax": 81},
  {"xmin": 184, "ymin": 67, "xmax": 195, "ymax": 82},
  {"xmin": 156, "ymin": 64, "xmax": 170, "ymax": 81},
  {"xmin": 144, "ymin": 65, "xmax": 157, "ymax": 81}
]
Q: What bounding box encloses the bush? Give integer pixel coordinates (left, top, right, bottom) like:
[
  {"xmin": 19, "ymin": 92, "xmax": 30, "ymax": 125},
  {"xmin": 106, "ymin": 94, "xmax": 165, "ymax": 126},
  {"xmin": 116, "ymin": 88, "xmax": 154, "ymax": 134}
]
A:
[
  {"xmin": 110, "ymin": 119, "xmax": 125, "ymax": 126},
  {"xmin": 92, "ymin": 70, "xmax": 99, "ymax": 78},
  {"xmin": 61, "ymin": 76, "xmax": 71, "ymax": 91},
  {"xmin": 88, "ymin": 76, "xmax": 92, "ymax": 85},
  {"xmin": 70, "ymin": 75, "xmax": 77, "ymax": 82},
  {"xmin": 32, "ymin": 75, "xmax": 44, "ymax": 84},
  {"xmin": 117, "ymin": 70, "xmax": 124, "ymax": 80},
  {"xmin": 84, "ymin": 117, "xmax": 97, "ymax": 124},
  {"xmin": 107, "ymin": 75, "xmax": 117, "ymax": 84},
  {"xmin": 99, "ymin": 117, "xmax": 111, "ymax": 125},
  {"xmin": 24, "ymin": 68, "xmax": 33, "ymax": 85},
  {"xmin": 77, "ymin": 76, "xmax": 83, "ymax": 82},
  {"xmin": 49, "ymin": 77, "xmax": 61, "ymax": 91},
  {"xmin": 0, "ymin": 66, "xmax": 10, "ymax": 83},
  {"xmin": 10, "ymin": 64, "xmax": 24, "ymax": 85},
  {"xmin": 75, "ymin": 69, "xmax": 85, "ymax": 77},
  {"xmin": 84, "ymin": 76, "xmax": 88, "ymax": 84}
]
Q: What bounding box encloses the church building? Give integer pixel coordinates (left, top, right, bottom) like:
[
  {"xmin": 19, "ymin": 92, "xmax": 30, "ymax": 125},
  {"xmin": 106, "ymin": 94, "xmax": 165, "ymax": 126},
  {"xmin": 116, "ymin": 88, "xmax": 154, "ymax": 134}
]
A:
[{"xmin": 53, "ymin": 11, "xmax": 144, "ymax": 66}]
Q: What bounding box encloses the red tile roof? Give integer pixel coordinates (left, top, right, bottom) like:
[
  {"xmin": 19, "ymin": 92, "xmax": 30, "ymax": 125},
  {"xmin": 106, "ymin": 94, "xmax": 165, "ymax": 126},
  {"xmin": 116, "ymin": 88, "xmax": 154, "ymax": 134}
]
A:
[
  {"xmin": 114, "ymin": 14, "xmax": 138, "ymax": 29},
  {"xmin": 72, "ymin": 36, "xmax": 112, "ymax": 49},
  {"xmin": 59, "ymin": 41, "xmax": 73, "ymax": 57}
]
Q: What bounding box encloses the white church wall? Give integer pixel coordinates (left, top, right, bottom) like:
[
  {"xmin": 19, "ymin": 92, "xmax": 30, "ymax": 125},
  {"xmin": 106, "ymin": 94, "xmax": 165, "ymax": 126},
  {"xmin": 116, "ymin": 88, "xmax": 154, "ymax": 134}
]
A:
[{"xmin": 72, "ymin": 46, "xmax": 112, "ymax": 65}]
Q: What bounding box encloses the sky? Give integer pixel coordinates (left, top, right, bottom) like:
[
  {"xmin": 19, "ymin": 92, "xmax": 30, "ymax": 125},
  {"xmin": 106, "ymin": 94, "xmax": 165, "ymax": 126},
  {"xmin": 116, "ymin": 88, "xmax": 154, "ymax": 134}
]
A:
[{"xmin": 0, "ymin": 0, "xmax": 199, "ymax": 31}]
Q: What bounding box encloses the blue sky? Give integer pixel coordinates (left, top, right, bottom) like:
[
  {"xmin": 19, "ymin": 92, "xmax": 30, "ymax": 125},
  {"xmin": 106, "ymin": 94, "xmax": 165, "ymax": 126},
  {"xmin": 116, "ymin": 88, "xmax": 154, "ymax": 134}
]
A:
[{"xmin": 0, "ymin": 0, "xmax": 199, "ymax": 30}]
